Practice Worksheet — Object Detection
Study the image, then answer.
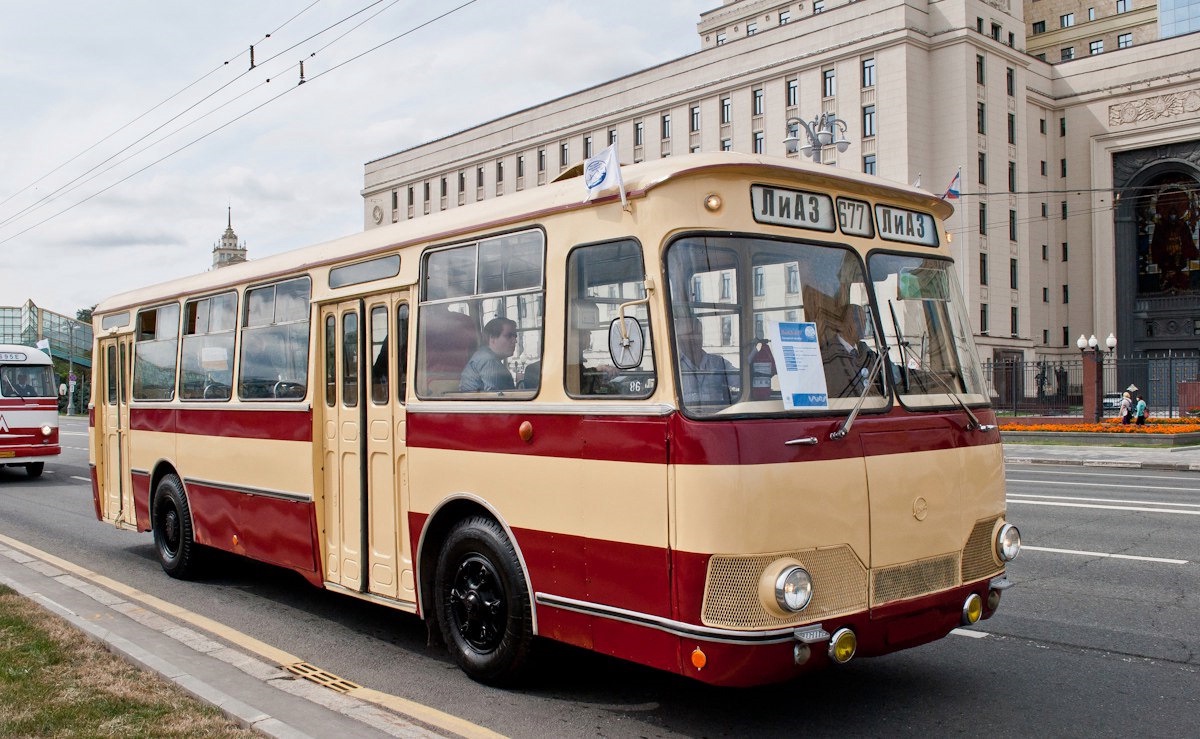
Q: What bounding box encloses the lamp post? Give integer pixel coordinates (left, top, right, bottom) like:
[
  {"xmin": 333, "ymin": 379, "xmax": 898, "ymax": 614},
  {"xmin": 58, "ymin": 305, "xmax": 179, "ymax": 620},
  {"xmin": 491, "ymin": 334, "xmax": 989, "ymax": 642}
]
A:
[
  {"xmin": 783, "ymin": 113, "xmax": 851, "ymax": 163},
  {"xmin": 1077, "ymin": 332, "xmax": 1116, "ymax": 422}
]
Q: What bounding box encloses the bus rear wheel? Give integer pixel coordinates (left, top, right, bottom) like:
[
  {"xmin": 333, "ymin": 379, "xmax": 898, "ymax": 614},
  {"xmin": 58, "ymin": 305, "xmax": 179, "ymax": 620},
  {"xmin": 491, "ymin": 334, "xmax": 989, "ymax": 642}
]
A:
[
  {"xmin": 152, "ymin": 475, "xmax": 201, "ymax": 579},
  {"xmin": 434, "ymin": 516, "xmax": 534, "ymax": 686},
  {"xmin": 25, "ymin": 462, "xmax": 44, "ymax": 478}
]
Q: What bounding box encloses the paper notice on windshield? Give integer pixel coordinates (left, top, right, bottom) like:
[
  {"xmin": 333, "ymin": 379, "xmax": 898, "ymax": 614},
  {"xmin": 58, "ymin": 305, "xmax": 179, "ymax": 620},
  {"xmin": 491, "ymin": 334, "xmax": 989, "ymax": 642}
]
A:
[{"xmin": 768, "ymin": 322, "xmax": 829, "ymax": 410}]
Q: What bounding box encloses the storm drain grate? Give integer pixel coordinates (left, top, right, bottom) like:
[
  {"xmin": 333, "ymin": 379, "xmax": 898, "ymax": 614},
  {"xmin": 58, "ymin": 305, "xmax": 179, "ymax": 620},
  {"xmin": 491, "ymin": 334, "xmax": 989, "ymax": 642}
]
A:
[{"xmin": 284, "ymin": 662, "xmax": 361, "ymax": 693}]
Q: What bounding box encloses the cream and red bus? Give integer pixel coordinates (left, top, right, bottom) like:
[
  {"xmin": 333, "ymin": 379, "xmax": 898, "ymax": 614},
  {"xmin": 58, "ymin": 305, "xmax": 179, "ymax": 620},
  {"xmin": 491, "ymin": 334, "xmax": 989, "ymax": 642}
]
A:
[
  {"xmin": 89, "ymin": 153, "xmax": 1019, "ymax": 687},
  {"xmin": 1, "ymin": 343, "xmax": 61, "ymax": 478}
]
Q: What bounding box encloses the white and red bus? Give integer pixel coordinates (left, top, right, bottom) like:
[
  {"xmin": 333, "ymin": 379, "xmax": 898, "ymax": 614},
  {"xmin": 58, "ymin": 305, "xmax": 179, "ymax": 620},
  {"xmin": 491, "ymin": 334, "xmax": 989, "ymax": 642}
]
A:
[
  {"xmin": 1, "ymin": 344, "xmax": 61, "ymax": 478},
  {"xmin": 89, "ymin": 153, "xmax": 1019, "ymax": 687}
]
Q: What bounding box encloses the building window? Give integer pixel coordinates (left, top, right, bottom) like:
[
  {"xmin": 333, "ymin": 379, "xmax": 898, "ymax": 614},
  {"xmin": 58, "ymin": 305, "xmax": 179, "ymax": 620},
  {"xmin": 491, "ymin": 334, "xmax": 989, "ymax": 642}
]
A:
[
  {"xmin": 1009, "ymin": 209, "xmax": 1018, "ymax": 241},
  {"xmin": 440, "ymin": 177, "xmax": 447, "ymax": 197},
  {"xmin": 720, "ymin": 273, "xmax": 732, "ymax": 300},
  {"xmin": 1061, "ymin": 47, "xmax": 1074, "ymax": 61},
  {"xmin": 787, "ymin": 264, "xmax": 800, "ymax": 293},
  {"xmin": 1007, "ymin": 113, "xmax": 1016, "ymax": 144},
  {"xmin": 979, "ymin": 203, "xmax": 988, "ymax": 235},
  {"xmin": 747, "ymin": 21, "xmax": 757, "ymax": 36},
  {"xmin": 537, "ymin": 149, "xmax": 546, "ymax": 173},
  {"xmin": 991, "ymin": 22, "xmax": 1001, "ymax": 40},
  {"xmin": 863, "ymin": 154, "xmax": 876, "ymax": 175},
  {"xmin": 980, "ymin": 253, "xmax": 988, "ymax": 285},
  {"xmin": 584, "ymin": 136, "xmax": 593, "ymax": 159},
  {"xmin": 716, "ymin": 31, "xmax": 726, "ymax": 45},
  {"xmin": 607, "ymin": 128, "xmax": 616, "ymax": 146},
  {"xmin": 976, "ymin": 55, "xmax": 985, "ymax": 85},
  {"xmin": 1042, "ymin": 244, "xmax": 1049, "ymax": 260},
  {"xmin": 690, "ymin": 105, "xmax": 701, "ymax": 133},
  {"xmin": 1008, "ymin": 161, "xmax": 1016, "ymax": 192},
  {"xmin": 476, "ymin": 167, "xmax": 484, "ymax": 188},
  {"xmin": 1117, "ymin": 0, "xmax": 1129, "ymax": 12},
  {"xmin": 1063, "ymin": 327, "xmax": 1070, "ymax": 347},
  {"xmin": 1060, "ymin": 117, "xmax": 1067, "ymax": 136},
  {"xmin": 1040, "ymin": 118, "xmax": 1047, "ymax": 134},
  {"xmin": 721, "ymin": 138, "xmax": 732, "ymax": 151},
  {"xmin": 1011, "ymin": 307, "xmax": 1019, "ymax": 336},
  {"xmin": 458, "ymin": 172, "xmax": 465, "ymax": 193},
  {"xmin": 862, "ymin": 58, "xmax": 875, "ymax": 88},
  {"xmin": 780, "ymin": 9, "xmax": 791, "ymax": 23},
  {"xmin": 1090, "ymin": 40, "xmax": 1103, "ymax": 55},
  {"xmin": 406, "ymin": 186, "xmax": 414, "ymax": 206},
  {"xmin": 981, "ymin": 304, "xmax": 989, "ymax": 334},
  {"xmin": 862, "ymin": 105, "xmax": 876, "ymax": 137},
  {"xmin": 1061, "ymin": 201, "xmax": 1068, "ymax": 220},
  {"xmin": 1062, "ymin": 285, "xmax": 1069, "ymax": 304},
  {"xmin": 516, "ymin": 157, "xmax": 525, "ymax": 179},
  {"xmin": 634, "ymin": 121, "xmax": 644, "ymax": 146},
  {"xmin": 661, "ymin": 113, "xmax": 671, "ymax": 140},
  {"xmin": 1041, "ymin": 202, "xmax": 1048, "ymax": 217},
  {"xmin": 1061, "ymin": 159, "xmax": 1067, "ymax": 177},
  {"xmin": 978, "ymin": 152, "xmax": 987, "ymax": 184},
  {"xmin": 1118, "ymin": 32, "xmax": 1132, "ymax": 48},
  {"xmin": 787, "ymin": 78, "xmax": 799, "ymax": 107},
  {"xmin": 721, "ymin": 96, "xmax": 732, "ymax": 124},
  {"xmin": 977, "ymin": 17, "xmax": 985, "ymax": 33},
  {"xmin": 754, "ymin": 267, "xmax": 765, "ymax": 296},
  {"xmin": 560, "ymin": 142, "xmax": 569, "ymax": 167},
  {"xmin": 823, "ymin": 68, "xmax": 836, "ymax": 98},
  {"xmin": 1006, "ymin": 67, "xmax": 1015, "ymax": 96},
  {"xmin": 813, "ymin": 0, "xmax": 825, "ymax": 13},
  {"xmin": 753, "ymin": 88, "xmax": 764, "ymax": 116},
  {"xmin": 977, "ymin": 102, "xmax": 986, "ymax": 134},
  {"xmin": 1032, "ymin": 20, "xmax": 1046, "ymax": 34},
  {"xmin": 753, "ymin": 131, "xmax": 765, "ymax": 154},
  {"xmin": 496, "ymin": 161, "xmax": 504, "ymax": 183},
  {"xmin": 1043, "ymin": 287, "xmax": 1049, "ymax": 302},
  {"xmin": 1060, "ymin": 13, "xmax": 1075, "ymax": 27},
  {"xmin": 1062, "ymin": 242, "xmax": 1069, "ymax": 261},
  {"xmin": 1041, "ymin": 160, "xmax": 1048, "ymax": 176}
]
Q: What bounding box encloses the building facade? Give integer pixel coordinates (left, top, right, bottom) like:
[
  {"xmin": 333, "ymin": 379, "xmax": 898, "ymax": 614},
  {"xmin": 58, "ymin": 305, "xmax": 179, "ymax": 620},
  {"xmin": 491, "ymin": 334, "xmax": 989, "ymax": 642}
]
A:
[
  {"xmin": 212, "ymin": 206, "xmax": 248, "ymax": 269},
  {"xmin": 362, "ymin": 0, "xmax": 1200, "ymax": 366}
]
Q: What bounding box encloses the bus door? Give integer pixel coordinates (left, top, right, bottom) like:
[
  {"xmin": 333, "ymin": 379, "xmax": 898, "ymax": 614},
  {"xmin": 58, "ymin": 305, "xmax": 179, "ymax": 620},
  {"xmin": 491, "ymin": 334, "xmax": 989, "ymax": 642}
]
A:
[
  {"xmin": 320, "ymin": 295, "xmax": 412, "ymax": 602},
  {"xmin": 97, "ymin": 336, "xmax": 135, "ymax": 527}
]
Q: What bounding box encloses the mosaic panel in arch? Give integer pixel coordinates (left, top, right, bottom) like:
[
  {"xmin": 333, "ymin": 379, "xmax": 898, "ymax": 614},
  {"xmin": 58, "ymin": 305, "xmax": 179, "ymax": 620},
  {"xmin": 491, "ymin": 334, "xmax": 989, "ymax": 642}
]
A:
[{"xmin": 1136, "ymin": 173, "xmax": 1200, "ymax": 296}]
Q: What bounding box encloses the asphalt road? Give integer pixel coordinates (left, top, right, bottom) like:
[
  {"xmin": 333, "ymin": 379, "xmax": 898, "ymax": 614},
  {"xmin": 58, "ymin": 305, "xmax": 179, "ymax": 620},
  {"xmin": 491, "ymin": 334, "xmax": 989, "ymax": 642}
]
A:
[{"xmin": 2, "ymin": 418, "xmax": 1197, "ymax": 737}]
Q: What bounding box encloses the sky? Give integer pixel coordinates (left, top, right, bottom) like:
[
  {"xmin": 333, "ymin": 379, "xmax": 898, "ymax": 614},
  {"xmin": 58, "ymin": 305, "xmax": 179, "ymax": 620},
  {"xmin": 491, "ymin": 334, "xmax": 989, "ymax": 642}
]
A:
[{"xmin": 0, "ymin": 0, "xmax": 712, "ymax": 318}]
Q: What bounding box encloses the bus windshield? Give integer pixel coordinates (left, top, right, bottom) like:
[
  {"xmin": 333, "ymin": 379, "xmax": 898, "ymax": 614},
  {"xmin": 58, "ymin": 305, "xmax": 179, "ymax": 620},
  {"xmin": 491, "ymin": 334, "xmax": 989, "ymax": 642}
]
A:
[
  {"xmin": 869, "ymin": 253, "xmax": 988, "ymax": 408},
  {"xmin": 666, "ymin": 234, "xmax": 888, "ymax": 417},
  {"xmin": 0, "ymin": 364, "xmax": 56, "ymax": 398}
]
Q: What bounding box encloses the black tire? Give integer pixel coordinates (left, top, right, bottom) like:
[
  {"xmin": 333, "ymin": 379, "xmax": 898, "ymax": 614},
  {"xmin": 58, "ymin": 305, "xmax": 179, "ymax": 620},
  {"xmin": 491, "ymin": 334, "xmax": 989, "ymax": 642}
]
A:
[
  {"xmin": 151, "ymin": 475, "xmax": 201, "ymax": 579},
  {"xmin": 25, "ymin": 462, "xmax": 44, "ymax": 478},
  {"xmin": 434, "ymin": 516, "xmax": 534, "ymax": 685}
]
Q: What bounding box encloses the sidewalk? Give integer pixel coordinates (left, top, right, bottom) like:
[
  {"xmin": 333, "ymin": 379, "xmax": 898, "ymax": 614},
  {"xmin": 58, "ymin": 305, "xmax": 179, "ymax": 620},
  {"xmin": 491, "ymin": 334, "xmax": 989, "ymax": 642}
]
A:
[
  {"xmin": 1003, "ymin": 441, "xmax": 1200, "ymax": 471},
  {"xmin": 0, "ymin": 538, "xmax": 458, "ymax": 739}
]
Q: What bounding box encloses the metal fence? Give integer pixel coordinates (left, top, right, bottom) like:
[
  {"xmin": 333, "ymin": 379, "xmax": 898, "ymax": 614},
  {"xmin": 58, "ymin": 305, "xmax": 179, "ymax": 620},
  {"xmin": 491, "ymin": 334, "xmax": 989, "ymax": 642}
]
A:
[{"xmin": 982, "ymin": 353, "xmax": 1200, "ymax": 418}]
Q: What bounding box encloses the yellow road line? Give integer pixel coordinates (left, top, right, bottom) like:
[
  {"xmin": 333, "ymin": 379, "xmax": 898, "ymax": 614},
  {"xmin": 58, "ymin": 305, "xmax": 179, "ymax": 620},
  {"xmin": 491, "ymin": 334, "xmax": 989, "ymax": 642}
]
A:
[{"xmin": 0, "ymin": 532, "xmax": 506, "ymax": 739}]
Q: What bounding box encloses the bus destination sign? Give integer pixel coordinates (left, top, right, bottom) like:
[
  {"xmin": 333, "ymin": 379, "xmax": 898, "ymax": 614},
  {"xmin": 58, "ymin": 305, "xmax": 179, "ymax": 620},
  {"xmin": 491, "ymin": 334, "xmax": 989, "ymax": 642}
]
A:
[
  {"xmin": 751, "ymin": 185, "xmax": 836, "ymax": 233},
  {"xmin": 0, "ymin": 352, "xmax": 28, "ymax": 362},
  {"xmin": 874, "ymin": 204, "xmax": 939, "ymax": 247}
]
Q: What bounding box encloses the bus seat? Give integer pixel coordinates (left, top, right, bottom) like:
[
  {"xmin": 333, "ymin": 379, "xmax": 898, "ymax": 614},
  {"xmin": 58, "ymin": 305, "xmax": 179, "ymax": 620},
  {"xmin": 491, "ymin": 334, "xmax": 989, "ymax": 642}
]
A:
[{"xmin": 419, "ymin": 307, "xmax": 478, "ymax": 396}]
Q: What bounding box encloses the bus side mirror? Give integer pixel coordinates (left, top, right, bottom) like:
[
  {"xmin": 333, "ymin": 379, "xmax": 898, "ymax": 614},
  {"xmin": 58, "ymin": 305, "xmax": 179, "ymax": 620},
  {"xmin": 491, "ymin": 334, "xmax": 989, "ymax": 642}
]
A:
[
  {"xmin": 608, "ymin": 316, "xmax": 644, "ymax": 370},
  {"xmin": 59, "ymin": 383, "xmax": 67, "ymax": 396}
]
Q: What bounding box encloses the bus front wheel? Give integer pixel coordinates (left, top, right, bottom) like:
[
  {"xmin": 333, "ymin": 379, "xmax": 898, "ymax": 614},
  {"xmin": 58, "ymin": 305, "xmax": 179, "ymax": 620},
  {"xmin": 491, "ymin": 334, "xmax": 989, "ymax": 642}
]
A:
[
  {"xmin": 434, "ymin": 516, "xmax": 534, "ymax": 686},
  {"xmin": 152, "ymin": 475, "xmax": 200, "ymax": 579},
  {"xmin": 25, "ymin": 462, "xmax": 44, "ymax": 478}
]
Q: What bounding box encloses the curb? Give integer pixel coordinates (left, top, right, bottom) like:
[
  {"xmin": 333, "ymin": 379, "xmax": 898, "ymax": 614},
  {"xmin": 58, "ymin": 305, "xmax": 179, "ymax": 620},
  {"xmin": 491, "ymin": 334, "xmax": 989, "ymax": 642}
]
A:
[{"xmin": 1004, "ymin": 457, "xmax": 1200, "ymax": 472}]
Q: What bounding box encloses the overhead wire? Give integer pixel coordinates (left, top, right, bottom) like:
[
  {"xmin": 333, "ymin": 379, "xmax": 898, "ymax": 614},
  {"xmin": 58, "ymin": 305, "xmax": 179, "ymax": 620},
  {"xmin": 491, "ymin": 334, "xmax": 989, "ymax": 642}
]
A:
[{"xmin": 0, "ymin": 0, "xmax": 480, "ymax": 247}]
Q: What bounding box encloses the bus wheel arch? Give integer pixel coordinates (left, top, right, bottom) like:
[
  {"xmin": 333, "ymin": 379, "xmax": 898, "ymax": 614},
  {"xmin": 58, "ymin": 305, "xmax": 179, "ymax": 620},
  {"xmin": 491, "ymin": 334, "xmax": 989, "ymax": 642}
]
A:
[
  {"xmin": 150, "ymin": 466, "xmax": 202, "ymax": 580},
  {"xmin": 421, "ymin": 501, "xmax": 535, "ymax": 686}
]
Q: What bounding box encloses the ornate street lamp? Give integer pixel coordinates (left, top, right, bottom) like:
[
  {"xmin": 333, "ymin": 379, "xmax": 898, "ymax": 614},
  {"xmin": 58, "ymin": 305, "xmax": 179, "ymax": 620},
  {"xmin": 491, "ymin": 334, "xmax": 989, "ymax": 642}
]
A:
[
  {"xmin": 1077, "ymin": 332, "xmax": 1116, "ymax": 422},
  {"xmin": 783, "ymin": 113, "xmax": 851, "ymax": 163}
]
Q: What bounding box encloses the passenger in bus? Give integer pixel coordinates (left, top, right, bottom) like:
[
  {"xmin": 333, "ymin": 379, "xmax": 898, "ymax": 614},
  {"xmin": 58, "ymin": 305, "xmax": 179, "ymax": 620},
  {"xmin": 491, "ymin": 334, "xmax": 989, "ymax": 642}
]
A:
[
  {"xmin": 821, "ymin": 305, "xmax": 878, "ymax": 398},
  {"xmin": 459, "ymin": 317, "xmax": 518, "ymax": 392},
  {"xmin": 676, "ymin": 316, "xmax": 738, "ymax": 406}
]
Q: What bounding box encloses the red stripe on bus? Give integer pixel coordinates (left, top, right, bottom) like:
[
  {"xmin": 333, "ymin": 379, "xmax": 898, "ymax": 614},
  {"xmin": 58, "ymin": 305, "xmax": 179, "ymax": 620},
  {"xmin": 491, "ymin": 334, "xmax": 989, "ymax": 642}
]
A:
[
  {"xmin": 0, "ymin": 399, "xmax": 57, "ymax": 409},
  {"xmin": 129, "ymin": 407, "xmax": 313, "ymax": 442},
  {"xmin": 185, "ymin": 481, "xmax": 319, "ymax": 575}
]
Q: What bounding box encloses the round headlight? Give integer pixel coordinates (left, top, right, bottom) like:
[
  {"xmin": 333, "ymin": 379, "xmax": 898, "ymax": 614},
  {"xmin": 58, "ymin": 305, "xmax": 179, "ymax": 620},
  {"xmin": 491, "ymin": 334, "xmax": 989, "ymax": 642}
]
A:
[
  {"xmin": 996, "ymin": 523, "xmax": 1021, "ymax": 562},
  {"xmin": 775, "ymin": 566, "xmax": 813, "ymax": 613},
  {"xmin": 41, "ymin": 425, "xmax": 52, "ymax": 437}
]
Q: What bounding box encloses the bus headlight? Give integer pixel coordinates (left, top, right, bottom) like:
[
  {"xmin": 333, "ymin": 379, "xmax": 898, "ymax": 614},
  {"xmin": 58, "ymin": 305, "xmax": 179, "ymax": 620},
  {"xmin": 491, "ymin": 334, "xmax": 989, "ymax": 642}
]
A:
[
  {"xmin": 996, "ymin": 523, "xmax": 1021, "ymax": 562},
  {"xmin": 758, "ymin": 559, "xmax": 813, "ymax": 616},
  {"xmin": 41, "ymin": 425, "xmax": 52, "ymax": 436}
]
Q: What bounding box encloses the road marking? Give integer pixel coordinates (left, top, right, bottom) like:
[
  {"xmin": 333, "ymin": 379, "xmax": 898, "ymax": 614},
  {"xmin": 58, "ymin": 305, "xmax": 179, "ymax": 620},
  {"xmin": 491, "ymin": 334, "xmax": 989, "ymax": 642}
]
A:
[
  {"xmin": 1007, "ymin": 478, "xmax": 1200, "ymax": 493},
  {"xmin": 1009, "ymin": 469, "xmax": 1200, "ymax": 482},
  {"xmin": 0, "ymin": 533, "xmax": 503, "ymax": 739},
  {"xmin": 951, "ymin": 628, "xmax": 989, "ymax": 639},
  {"xmin": 70, "ymin": 476, "xmax": 90, "ymax": 483},
  {"xmin": 1007, "ymin": 498, "xmax": 1200, "ymax": 516},
  {"xmin": 1009, "ymin": 492, "xmax": 1200, "ymax": 509},
  {"xmin": 1022, "ymin": 545, "xmax": 1188, "ymax": 565}
]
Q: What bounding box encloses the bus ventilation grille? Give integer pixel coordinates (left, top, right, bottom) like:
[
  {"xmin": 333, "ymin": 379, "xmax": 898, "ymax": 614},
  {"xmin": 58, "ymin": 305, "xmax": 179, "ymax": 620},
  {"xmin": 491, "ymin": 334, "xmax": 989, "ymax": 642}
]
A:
[
  {"xmin": 284, "ymin": 662, "xmax": 361, "ymax": 693},
  {"xmin": 960, "ymin": 516, "xmax": 1004, "ymax": 583},
  {"xmin": 702, "ymin": 545, "xmax": 868, "ymax": 629}
]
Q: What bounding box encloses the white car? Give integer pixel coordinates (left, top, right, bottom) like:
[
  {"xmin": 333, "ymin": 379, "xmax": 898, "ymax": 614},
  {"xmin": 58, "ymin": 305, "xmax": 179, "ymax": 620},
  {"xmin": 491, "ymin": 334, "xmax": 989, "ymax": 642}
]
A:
[{"xmin": 1102, "ymin": 392, "xmax": 1123, "ymax": 411}]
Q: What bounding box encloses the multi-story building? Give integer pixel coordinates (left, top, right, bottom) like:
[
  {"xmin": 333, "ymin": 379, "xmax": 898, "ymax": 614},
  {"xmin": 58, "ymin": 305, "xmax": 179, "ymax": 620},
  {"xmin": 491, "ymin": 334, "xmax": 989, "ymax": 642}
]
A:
[{"xmin": 362, "ymin": 0, "xmax": 1200, "ymax": 369}]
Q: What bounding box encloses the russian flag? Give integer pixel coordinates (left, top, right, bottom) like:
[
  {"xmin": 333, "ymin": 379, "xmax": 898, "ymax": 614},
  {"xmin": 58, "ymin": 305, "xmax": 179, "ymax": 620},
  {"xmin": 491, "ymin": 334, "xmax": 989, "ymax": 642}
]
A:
[{"xmin": 942, "ymin": 168, "xmax": 962, "ymax": 200}]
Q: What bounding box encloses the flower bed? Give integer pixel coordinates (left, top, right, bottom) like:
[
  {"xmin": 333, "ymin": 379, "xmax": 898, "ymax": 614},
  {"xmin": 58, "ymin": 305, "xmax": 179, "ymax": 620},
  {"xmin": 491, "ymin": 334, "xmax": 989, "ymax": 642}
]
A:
[{"xmin": 1000, "ymin": 417, "xmax": 1200, "ymax": 434}]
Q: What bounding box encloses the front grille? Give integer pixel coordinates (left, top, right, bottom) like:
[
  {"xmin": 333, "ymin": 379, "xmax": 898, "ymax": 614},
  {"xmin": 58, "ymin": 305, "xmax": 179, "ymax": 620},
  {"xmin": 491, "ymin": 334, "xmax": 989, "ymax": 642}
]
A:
[
  {"xmin": 961, "ymin": 516, "xmax": 1004, "ymax": 583},
  {"xmin": 871, "ymin": 554, "xmax": 959, "ymax": 605},
  {"xmin": 702, "ymin": 546, "xmax": 868, "ymax": 629}
]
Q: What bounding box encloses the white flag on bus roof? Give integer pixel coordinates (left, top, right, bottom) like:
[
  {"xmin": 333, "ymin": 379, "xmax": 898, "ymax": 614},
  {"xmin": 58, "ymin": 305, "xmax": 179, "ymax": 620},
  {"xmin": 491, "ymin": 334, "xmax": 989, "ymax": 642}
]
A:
[{"xmin": 583, "ymin": 143, "xmax": 627, "ymax": 207}]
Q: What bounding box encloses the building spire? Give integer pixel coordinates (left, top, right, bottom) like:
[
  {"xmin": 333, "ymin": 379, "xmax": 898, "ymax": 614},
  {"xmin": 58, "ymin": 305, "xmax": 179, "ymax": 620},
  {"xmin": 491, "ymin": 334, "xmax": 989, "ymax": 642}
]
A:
[{"xmin": 213, "ymin": 204, "xmax": 248, "ymax": 269}]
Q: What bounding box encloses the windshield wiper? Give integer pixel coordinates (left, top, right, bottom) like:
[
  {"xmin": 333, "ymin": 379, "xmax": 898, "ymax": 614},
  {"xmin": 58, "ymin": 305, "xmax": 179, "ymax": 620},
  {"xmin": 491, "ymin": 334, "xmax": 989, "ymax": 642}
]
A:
[
  {"xmin": 885, "ymin": 300, "xmax": 993, "ymax": 433},
  {"xmin": 830, "ymin": 350, "xmax": 885, "ymax": 441}
]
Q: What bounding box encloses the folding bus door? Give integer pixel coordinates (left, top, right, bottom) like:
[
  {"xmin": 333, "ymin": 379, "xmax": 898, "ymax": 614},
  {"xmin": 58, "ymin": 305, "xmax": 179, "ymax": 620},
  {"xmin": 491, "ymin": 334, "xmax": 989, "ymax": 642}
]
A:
[{"xmin": 96, "ymin": 336, "xmax": 135, "ymax": 528}]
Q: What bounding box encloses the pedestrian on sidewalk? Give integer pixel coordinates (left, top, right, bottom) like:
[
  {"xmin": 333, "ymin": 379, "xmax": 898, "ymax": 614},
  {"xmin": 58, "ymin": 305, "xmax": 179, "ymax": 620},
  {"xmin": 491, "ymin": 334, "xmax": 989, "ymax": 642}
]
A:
[
  {"xmin": 1119, "ymin": 391, "xmax": 1133, "ymax": 424},
  {"xmin": 1135, "ymin": 394, "xmax": 1148, "ymax": 425}
]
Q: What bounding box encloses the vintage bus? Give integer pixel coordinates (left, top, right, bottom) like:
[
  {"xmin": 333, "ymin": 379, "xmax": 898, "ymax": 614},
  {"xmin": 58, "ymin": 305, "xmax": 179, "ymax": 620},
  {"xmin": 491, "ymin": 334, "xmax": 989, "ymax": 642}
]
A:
[
  {"xmin": 1, "ymin": 343, "xmax": 61, "ymax": 478},
  {"xmin": 89, "ymin": 153, "xmax": 1019, "ymax": 687}
]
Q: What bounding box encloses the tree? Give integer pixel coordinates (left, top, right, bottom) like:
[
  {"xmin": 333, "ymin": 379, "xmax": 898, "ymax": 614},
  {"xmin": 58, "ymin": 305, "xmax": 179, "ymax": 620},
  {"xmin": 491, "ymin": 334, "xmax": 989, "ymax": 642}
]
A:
[{"xmin": 76, "ymin": 305, "xmax": 95, "ymax": 323}]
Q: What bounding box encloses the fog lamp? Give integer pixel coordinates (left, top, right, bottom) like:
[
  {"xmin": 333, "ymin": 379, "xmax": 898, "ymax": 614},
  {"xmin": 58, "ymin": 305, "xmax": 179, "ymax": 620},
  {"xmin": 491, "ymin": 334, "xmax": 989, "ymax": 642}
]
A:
[
  {"xmin": 987, "ymin": 588, "xmax": 1002, "ymax": 612},
  {"xmin": 962, "ymin": 593, "xmax": 983, "ymax": 625},
  {"xmin": 828, "ymin": 627, "xmax": 856, "ymax": 664}
]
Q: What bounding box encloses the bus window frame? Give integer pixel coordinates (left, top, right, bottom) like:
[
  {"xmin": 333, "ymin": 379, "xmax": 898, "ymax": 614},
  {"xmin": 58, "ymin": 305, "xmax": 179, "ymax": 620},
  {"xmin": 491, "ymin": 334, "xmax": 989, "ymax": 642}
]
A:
[
  {"xmin": 179, "ymin": 290, "xmax": 238, "ymax": 402},
  {"xmin": 131, "ymin": 301, "xmax": 181, "ymax": 402}
]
